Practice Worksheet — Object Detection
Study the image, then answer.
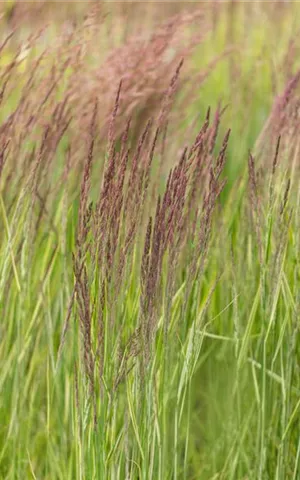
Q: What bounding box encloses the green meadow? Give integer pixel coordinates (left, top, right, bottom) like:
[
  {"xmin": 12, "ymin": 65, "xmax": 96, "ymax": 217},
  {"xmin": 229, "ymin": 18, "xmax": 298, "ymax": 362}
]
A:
[{"xmin": 0, "ymin": 3, "xmax": 299, "ymax": 479}]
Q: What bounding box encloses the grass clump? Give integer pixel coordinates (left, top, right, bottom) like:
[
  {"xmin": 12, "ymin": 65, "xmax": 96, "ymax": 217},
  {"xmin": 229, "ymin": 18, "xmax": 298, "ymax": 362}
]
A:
[{"xmin": 0, "ymin": 3, "xmax": 299, "ymax": 479}]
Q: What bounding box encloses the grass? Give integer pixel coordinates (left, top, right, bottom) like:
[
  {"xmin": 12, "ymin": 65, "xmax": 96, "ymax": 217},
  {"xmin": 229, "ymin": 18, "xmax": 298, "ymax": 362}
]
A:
[{"xmin": 0, "ymin": 2, "xmax": 299, "ymax": 479}]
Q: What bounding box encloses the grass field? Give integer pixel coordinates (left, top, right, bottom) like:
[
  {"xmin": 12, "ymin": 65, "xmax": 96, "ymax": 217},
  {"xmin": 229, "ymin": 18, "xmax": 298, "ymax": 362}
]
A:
[{"xmin": 0, "ymin": 2, "xmax": 299, "ymax": 479}]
